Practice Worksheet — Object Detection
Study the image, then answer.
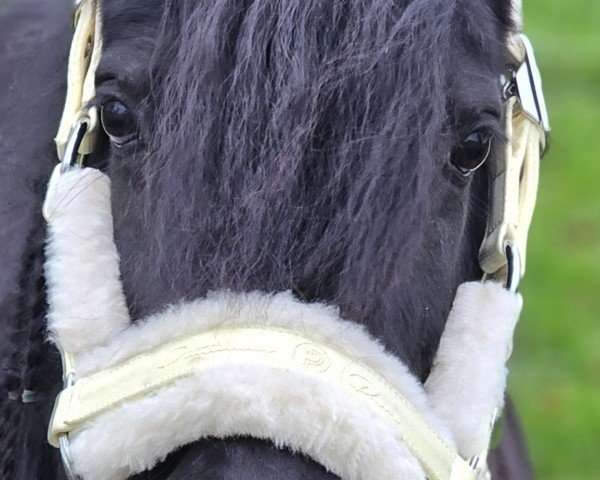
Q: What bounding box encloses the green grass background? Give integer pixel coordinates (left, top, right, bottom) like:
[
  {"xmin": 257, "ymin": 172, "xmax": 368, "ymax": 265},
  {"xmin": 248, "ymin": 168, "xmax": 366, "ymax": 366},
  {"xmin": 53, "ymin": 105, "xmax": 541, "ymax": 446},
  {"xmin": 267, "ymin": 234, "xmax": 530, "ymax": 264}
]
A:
[{"xmin": 509, "ymin": 1, "xmax": 600, "ymax": 479}]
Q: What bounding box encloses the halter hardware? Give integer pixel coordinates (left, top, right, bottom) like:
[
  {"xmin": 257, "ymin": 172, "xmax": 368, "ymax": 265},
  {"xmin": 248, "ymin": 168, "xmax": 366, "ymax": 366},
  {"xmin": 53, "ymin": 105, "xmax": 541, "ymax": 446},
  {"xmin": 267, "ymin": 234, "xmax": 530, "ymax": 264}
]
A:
[
  {"xmin": 58, "ymin": 373, "xmax": 80, "ymax": 480},
  {"xmin": 61, "ymin": 114, "xmax": 92, "ymax": 171},
  {"xmin": 42, "ymin": 113, "xmax": 93, "ymax": 222},
  {"xmin": 502, "ymin": 34, "xmax": 550, "ymax": 133}
]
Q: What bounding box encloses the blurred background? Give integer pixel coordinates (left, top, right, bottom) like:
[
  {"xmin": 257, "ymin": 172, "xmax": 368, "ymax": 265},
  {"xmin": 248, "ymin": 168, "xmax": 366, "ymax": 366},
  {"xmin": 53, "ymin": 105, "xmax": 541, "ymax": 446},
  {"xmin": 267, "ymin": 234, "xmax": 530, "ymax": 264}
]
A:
[{"xmin": 510, "ymin": 1, "xmax": 600, "ymax": 479}]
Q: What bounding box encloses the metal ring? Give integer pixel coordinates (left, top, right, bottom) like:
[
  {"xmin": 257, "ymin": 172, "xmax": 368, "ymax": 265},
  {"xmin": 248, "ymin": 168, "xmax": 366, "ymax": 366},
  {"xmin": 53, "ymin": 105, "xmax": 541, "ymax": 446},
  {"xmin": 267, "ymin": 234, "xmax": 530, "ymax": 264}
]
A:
[
  {"xmin": 58, "ymin": 371, "xmax": 81, "ymax": 480},
  {"xmin": 61, "ymin": 118, "xmax": 90, "ymax": 173},
  {"xmin": 59, "ymin": 434, "xmax": 82, "ymax": 480},
  {"xmin": 505, "ymin": 244, "xmax": 521, "ymax": 293},
  {"xmin": 480, "ymin": 244, "xmax": 521, "ymax": 292}
]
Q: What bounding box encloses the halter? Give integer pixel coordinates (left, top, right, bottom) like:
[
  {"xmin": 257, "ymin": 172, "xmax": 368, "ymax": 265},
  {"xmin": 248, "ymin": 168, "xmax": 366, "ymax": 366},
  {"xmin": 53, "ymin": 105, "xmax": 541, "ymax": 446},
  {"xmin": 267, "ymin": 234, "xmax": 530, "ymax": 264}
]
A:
[{"xmin": 41, "ymin": 1, "xmax": 549, "ymax": 479}]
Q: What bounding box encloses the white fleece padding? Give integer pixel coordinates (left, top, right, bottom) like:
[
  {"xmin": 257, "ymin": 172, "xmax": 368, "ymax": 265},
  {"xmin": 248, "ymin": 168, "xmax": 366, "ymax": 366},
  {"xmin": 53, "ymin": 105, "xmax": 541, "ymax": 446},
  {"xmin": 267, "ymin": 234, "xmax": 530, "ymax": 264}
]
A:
[
  {"xmin": 425, "ymin": 282, "xmax": 522, "ymax": 459},
  {"xmin": 69, "ymin": 291, "xmax": 456, "ymax": 480},
  {"xmin": 45, "ymin": 168, "xmax": 130, "ymax": 357},
  {"xmin": 71, "ymin": 365, "xmax": 427, "ymax": 480}
]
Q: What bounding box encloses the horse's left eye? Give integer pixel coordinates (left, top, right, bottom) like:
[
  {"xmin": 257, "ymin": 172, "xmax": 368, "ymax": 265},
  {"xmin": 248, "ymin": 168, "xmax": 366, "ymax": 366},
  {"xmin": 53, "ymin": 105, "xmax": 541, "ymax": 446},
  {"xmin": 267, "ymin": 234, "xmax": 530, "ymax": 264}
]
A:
[
  {"xmin": 451, "ymin": 130, "xmax": 493, "ymax": 175},
  {"xmin": 101, "ymin": 100, "xmax": 137, "ymax": 146}
]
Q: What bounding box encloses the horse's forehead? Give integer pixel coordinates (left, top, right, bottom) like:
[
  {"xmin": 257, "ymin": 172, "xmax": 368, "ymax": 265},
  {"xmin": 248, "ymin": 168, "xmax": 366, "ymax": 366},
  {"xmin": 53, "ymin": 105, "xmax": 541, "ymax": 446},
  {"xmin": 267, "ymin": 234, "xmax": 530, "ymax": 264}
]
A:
[
  {"xmin": 101, "ymin": 0, "xmax": 163, "ymax": 45},
  {"xmin": 99, "ymin": 0, "xmax": 503, "ymax": 88}
]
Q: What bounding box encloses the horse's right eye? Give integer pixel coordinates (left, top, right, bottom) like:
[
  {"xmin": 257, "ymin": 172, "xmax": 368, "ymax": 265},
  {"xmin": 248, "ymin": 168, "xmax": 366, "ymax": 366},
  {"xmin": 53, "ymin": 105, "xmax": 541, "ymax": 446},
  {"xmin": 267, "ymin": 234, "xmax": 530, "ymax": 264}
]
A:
[
  {"xmin": 451, "ymin": 129, "xmax": 493, "ymax": 175},
  {"xmin": 101, "ymin": 100, "xmax": 137, "ymax": 146}
]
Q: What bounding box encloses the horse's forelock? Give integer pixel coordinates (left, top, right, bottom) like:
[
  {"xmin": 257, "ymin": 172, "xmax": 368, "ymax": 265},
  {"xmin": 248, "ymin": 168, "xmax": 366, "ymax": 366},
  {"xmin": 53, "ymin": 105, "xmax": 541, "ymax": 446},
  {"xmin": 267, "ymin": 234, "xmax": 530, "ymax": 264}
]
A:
[
  {"xmin": 102, "ymin": 0, "xmax": 507, "ymax": 376},
  {"xmin": 129, "ymin": 1, "xmax": 453, "ymax": 291}
]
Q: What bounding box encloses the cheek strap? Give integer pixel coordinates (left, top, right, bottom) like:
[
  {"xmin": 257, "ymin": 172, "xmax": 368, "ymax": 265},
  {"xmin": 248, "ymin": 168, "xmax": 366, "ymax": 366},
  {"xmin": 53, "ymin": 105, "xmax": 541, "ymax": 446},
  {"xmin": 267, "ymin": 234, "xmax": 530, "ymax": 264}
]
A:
[
  {"xmin": 479, "ymin": 34, "xmax": 549, "ymax": 285},
  {"xmin": 54, "ymin": 0, "xmax": 102, "ymax": 160}
]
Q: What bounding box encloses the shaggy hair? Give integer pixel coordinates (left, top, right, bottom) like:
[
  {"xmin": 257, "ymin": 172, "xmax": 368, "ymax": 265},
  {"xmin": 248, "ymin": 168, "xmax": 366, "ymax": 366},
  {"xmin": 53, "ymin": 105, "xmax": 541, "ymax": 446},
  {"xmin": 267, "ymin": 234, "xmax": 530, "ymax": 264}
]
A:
[
  {"xmin": 0, "ymin": 0, "xmax": 534, "ymax": 479},
  {"xmin": 103, "ymin": 0, "xmax": 505, "ymax": 376}
]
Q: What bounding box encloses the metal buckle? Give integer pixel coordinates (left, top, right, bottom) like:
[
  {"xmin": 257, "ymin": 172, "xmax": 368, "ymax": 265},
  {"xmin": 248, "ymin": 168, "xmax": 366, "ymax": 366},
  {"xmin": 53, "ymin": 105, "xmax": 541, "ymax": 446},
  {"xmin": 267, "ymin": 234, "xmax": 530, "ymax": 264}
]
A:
[{"xmin": 503, "ymin": 34, "xmax": 550, "ymax": 133}]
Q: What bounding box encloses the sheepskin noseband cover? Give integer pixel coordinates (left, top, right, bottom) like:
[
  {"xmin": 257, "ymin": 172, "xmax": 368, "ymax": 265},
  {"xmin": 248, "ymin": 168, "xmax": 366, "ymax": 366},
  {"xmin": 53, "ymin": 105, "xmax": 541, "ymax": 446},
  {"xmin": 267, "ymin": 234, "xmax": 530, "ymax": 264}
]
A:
[{"xmin": 44, "ymin": 169, "xmax": 522, "ymax": 480}]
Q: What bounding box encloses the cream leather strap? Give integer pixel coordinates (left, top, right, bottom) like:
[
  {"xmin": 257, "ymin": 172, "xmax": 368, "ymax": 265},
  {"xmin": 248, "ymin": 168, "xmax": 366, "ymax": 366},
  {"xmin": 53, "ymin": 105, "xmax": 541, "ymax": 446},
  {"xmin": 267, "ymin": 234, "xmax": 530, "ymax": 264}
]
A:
[
  {"xmin": 42, "ymin": 1, "xmax": 102, "ymax": 234},
  {"xmin": 49, "ymin": 326, "xmax": 479, "ymax": 480},
  {"xmin": 54, "ymin": 0, "xmax": 101, "ymax": 159},
  {"xmin": 479, "ymin": 34, "xmax": 549, "ymax": 281}
]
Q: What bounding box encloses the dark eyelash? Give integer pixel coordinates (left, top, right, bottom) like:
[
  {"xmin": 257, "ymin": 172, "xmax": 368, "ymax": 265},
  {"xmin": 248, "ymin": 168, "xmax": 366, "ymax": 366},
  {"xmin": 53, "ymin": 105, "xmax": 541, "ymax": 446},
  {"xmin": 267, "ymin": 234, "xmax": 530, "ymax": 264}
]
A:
[
  {"xmin": 93, "ymin": 94, "xmax": 125, "ymax": 110},
  {"xmin": 461, "ymin": 118, "xmax": 505, "ymax": 146}
]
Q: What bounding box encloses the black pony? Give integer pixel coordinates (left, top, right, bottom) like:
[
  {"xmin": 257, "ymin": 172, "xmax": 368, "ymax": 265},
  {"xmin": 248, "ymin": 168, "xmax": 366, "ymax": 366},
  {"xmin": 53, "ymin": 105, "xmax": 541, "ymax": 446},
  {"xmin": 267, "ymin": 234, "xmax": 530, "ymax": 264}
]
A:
[{"xmin": 0, "ymin": 0, "xmax": 533, "ymax": 478}]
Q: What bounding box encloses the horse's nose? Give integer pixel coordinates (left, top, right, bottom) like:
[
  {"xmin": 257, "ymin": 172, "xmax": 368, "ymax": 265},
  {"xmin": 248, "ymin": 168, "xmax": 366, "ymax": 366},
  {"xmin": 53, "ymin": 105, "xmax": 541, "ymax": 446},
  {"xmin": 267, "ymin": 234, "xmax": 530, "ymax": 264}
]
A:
[{"xmin": 160, "ymin": 437, "xmax": 340, "ymax": 480}]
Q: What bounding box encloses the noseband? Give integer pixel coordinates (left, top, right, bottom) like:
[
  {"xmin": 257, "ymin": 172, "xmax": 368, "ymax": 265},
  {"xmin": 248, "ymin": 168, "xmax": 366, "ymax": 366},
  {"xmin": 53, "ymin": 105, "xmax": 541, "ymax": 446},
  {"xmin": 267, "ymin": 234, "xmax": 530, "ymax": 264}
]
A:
[{"xmin": 41, "ymin": 1, "xmax": 549, "ymax": 479}]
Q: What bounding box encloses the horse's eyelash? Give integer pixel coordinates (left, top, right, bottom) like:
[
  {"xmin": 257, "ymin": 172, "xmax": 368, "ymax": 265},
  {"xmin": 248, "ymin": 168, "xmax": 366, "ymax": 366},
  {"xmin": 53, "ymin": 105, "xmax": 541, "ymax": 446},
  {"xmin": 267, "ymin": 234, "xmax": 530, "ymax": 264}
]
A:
[{"xmin": 463, "ymin": 119, "xmax": 505, "ymax": 143}]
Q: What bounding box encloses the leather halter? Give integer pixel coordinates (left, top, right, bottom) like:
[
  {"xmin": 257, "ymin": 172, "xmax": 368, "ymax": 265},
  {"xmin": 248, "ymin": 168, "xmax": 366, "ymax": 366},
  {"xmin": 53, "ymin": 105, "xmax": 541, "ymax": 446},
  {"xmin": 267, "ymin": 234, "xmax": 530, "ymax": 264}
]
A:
[{"xmin": 42, "ymin": 1, "xmax": 549, "ymax": 479}]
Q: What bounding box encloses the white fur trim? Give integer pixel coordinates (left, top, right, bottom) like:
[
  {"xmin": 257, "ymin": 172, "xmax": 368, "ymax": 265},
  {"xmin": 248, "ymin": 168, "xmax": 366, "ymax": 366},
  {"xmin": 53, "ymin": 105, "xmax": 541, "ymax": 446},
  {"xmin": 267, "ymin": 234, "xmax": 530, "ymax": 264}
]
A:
[
  {"xmin": 69, "ymin": 290, "xmax": 454, "ymax": 479},
  {"xmin": 75, "ymin": 290, "xmax": 448, "ymax": 444},
  {"xmin": 71, "ymin": 364, "xmax": 426, "ymax": 480},
  {"xmin": 425, "ymin": 282, "xmax": 522, "ymax": 458},
  {"xmin": 45, "ymin": 169, "xmax": 130, "ymax": 357}
]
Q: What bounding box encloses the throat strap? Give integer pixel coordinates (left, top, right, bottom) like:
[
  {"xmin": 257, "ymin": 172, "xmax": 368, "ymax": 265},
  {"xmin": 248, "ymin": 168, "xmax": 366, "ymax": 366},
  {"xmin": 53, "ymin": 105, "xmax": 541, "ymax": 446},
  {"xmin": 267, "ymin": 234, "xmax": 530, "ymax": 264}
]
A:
[{"xmin": 49, "ymin": 326, "xmax": 477, "ymax": 480}]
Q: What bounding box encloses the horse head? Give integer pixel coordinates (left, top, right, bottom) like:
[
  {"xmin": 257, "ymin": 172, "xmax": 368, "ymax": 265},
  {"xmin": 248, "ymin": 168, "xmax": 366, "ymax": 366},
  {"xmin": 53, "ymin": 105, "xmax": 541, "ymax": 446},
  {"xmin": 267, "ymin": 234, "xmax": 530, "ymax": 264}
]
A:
[{"xmin": 0, "ymin": 1, "xmax": 548, "ymax": 479}]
